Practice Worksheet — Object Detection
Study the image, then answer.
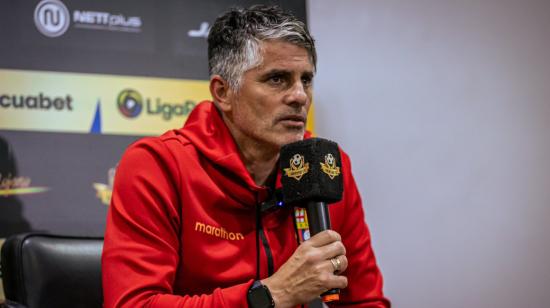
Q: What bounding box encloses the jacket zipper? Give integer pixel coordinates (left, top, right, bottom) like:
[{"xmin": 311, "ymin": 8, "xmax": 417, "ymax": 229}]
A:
[
  {"xmin": 259, "ymin": 225, "xmax": 274, "ymax": 276},
  {"xmin": 256, "ymin": 193, "xmax": 275, "ymax": 278}
]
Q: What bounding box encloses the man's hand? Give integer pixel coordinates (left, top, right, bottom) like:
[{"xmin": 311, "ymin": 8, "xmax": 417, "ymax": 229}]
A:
[{"xmin": 261, "ymin": 230, "xmax": 348, "ymax": 308}]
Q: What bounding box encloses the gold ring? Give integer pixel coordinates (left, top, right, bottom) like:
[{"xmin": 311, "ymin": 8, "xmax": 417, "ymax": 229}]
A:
[{"xmin": 330, "ymin": 257, "xmax": 341, "ymax": 273}]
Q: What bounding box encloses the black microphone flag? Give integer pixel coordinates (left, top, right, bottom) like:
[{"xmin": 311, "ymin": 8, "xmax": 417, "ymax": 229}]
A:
[{"xmin": 280, "ymin": 137, "xmax": 343, "ymax": 206}]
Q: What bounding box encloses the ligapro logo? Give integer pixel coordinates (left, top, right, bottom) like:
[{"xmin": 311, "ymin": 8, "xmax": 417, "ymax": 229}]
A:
[
  {"xmin": 116, "ymin": 89, "xmax": 197, "ymax": 121},
  {"xmin": 34, "ymin": 0, "xmax": 70, "ymax": 38},
  {"xmin": 117, "ymin": 89, "xmax": 143, "ymax": 118}
]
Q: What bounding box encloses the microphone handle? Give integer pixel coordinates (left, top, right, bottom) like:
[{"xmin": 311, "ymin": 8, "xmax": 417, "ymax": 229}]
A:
[
  {"xmin": 305, "ymin": 201, "xmax": 340, "ymax": 302},
  {"xmin": 306, "ymin": 200, "xmax": 331, "ymax": 234}
]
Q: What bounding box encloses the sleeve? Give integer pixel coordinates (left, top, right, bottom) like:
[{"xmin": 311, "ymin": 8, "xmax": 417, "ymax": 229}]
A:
[
  {"xmin": 101, "ymin": 138, "xmax": 252, "ymax": 308},
  {"xmin": 329, "ymin": 151, "xmax": 391, "ymax": 308}
]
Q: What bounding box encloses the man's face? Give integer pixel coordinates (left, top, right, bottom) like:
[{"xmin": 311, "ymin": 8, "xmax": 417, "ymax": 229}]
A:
[{"xmin": 226, "ymin": 40, "xmax": 314, "ymax": 151}]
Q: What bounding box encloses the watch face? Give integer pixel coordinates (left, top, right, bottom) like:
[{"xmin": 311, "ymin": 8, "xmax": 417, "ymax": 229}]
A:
[{"xmin": 248, "ymin": 284, "xmax": 274, "ymax": 308}]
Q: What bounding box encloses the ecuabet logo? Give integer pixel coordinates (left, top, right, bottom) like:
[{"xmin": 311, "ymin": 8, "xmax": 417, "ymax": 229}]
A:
[
  {"xmin": 117, "ymin": 89, "xmax": 143, "ymax": 118},
  {"xmin": 34, "ymin": 0, "xmax": 70, "ymax": 38}
]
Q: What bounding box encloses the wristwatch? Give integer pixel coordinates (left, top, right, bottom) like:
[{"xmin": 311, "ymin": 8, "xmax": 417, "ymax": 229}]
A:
[{"xmin": 247, "ymin": 280, "xmax": 275, "ymax": 308}]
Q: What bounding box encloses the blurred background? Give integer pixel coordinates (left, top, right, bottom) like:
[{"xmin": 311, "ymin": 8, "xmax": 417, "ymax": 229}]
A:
[
  {"xmin": 311, "ymin": 1, "xmax": 550, "ymax": 307},
  {"xmin": 1, "ymin": 0, "xmax": 549, "ymax": 307}
]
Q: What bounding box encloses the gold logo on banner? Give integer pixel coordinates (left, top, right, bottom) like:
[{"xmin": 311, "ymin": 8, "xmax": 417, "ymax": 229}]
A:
[
  {"xmin": 0, "ymin": 173, "xmax": 49, "ymax": 196},
  {"xmin": 320, "ymin": 153, "xmax": 340, "ymax": 179},
  {"xmin": 93, "ymin": 167, "xmax": 116, "ymax": 206},
  {"xmin": 284, "ymin": 154, "xmax": 309, "ymax": 181}
]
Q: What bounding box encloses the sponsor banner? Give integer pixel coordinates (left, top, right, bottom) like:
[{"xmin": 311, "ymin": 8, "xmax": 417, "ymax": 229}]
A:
[
  {"xmin": 0, "ymin": 0, "xmax": 310, "ymax": 242},
  {"xmin": 0, "ymin": 68, "xmax": 208, "ymax": 135},
  {"xmin": 0, "ymin": 68, "xmax": 315, "ymax": 136},
  {"xmin": 0, "ymin": 130, "xmax": 139, "ymax": 237},
  {"xmin": 0, "ymin": 1, "xmax": 306, "ymax": 80}
]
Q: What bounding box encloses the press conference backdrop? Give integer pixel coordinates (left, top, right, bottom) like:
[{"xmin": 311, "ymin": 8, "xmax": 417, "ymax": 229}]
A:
[
  {"xmin": 0, "ymin": 0, "xmax": 308, "ymax": 240},
  {"xmin": 8, "ymin": 1, "xmax": 550, "ymax": 308}
]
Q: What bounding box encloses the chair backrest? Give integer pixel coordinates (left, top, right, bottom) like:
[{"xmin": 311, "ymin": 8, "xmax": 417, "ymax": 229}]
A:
[{"xmin": 1, "ymin": 233, "xmax": 103, "ymax": 308}]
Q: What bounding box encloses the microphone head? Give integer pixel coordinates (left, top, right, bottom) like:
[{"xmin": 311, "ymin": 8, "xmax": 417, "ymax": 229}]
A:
[{"xmin": 280, "ymin": 137, "xmax": 343, "ymax": 204}]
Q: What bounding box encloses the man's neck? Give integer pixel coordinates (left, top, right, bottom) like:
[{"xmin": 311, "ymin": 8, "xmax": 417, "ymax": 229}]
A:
[
  {"xmin": 241, "ymin": 147, "xmax": 279, "ymax": 187},
  {"xmin": 223, "ymin": 119, "xmax": 279, "ymax": 186}
]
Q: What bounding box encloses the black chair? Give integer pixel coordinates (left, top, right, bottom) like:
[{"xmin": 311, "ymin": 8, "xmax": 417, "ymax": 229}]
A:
[{"xmin": 1, "ymin": 233, "xmax": 103, "ymax": 308}]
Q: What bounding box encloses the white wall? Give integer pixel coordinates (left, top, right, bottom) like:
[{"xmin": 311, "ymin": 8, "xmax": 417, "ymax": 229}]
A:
[{"xmin": 308, "ymin": 1, "xmax": 550, "ymax": 307}]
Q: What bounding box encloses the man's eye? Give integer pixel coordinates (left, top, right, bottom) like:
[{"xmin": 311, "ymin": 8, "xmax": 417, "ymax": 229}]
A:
[
  {"xmin": 302, "ymin": 76, "xmax": 313, "ymax": 86},
  {"xmin": 269, "ymin": 76, "xmax": 283, "ymax": 84}
]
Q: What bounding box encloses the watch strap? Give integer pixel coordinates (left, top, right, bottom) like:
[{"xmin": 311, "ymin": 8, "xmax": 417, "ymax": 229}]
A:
[{"xmin": 247, "ymin": 280, "xmax": 275, "ymax": 308}]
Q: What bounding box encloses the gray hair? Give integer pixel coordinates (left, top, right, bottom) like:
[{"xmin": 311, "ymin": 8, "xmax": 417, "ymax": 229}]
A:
[{"xmin": 207, "ymin": 5, "xmax": 316, "ymax": 90}]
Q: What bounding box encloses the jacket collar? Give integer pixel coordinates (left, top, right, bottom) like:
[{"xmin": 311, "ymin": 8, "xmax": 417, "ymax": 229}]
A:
[{"xmin": 178, "ymin": 101, "xmax": 311, "ymax": 206}]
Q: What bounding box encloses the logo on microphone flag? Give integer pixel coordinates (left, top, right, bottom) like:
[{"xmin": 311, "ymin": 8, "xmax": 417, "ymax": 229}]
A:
[
  {"xmin": 284, "ymin": 154, "xmax": 309, "ymax": 181},
  {"xmin": 320, "ymin": 153, "xmax": 341, "ymax": 179},
  {"xmin": 294, "ymin": 208, "xmax": 310, "ymax": 242}
]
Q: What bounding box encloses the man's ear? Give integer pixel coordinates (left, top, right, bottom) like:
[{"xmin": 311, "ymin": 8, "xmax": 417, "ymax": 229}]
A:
[{"xmin": 210, "ymin": 75, "xmax": 233, "ymax": 112}]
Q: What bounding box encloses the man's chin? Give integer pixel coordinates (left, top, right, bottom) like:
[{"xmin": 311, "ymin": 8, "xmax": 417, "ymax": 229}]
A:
[{"xmin": 277, "ymin": 134, "xmax": 305, "ymax": 147}]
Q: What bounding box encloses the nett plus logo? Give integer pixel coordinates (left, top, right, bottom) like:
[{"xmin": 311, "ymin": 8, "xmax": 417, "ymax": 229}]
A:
[{"xmin": 34, "ymin": 0, "xmax": 70, "ymax": 38}]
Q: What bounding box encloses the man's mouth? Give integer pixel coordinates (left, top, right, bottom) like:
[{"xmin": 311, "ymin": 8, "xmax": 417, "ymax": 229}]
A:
[{"xmin": 278, "ymin": 114, "xmax": 307, "ymax": 127}]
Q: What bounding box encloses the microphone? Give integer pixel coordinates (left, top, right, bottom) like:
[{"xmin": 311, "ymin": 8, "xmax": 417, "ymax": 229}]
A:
[{"xmin": 279, "ymin": 137, "xmax": 343, "ymax": 302}]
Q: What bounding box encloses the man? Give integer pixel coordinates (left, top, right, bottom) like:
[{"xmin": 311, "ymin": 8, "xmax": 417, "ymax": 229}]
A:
[{"xmin": 102, "ymin": 5, "xmax": 390, "ymax": 308}]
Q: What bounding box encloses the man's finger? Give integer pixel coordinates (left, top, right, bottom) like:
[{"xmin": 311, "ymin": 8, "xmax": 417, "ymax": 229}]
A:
[
  {"xmin": 307, "ymin": 230, "xmax": 342, "ymax": 247},
  {"xmin": 316, "ymin": 240, "xmax": 346, "ymax": 260},
  {"xmin": 324, "ymin": 274, "xmax": 348, "ymax": 291},
  {"xmin": 324, "ymin": 255, "xmax": 348, "ymax": 274}
]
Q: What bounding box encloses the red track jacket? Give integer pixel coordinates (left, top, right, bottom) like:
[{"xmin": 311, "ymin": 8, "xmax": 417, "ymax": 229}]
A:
[{"xmin": 102, "ymin": 101, "xmax": 390, "ymax": 307}]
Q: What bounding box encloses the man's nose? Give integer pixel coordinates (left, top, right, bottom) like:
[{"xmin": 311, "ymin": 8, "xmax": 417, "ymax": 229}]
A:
[{"xmin": 285, "ymin": 80, "xmax": 308, "ymax": 106}]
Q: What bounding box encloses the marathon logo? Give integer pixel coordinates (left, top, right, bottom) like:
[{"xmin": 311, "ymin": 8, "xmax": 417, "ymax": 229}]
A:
[
  {"xmin": 0, "ymin": 93, "xmax": 73, "ymax": 111},
  {"xmin": 194, "ymin": 221, "xmax": 244, "ymax": 241}
]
